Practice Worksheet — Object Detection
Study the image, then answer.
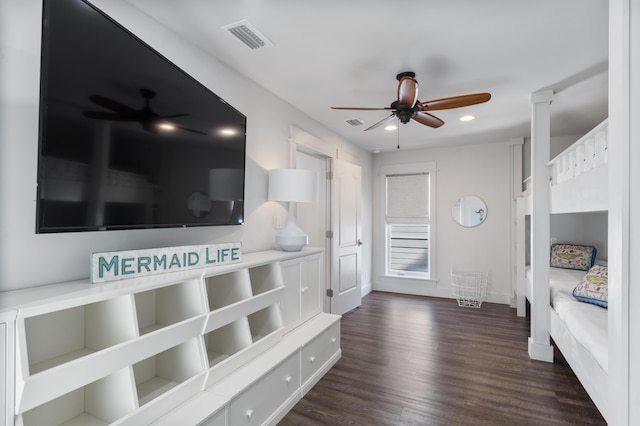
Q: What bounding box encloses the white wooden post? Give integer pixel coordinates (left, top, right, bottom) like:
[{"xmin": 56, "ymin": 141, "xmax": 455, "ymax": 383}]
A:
[
  {"xmin": 608, "ymin": 0, "xmax": 639, "ymax": 423},
  {"xmin": 509, "ymin": 138, "xmax": 524, "ymax": 310},
  {"xmin": 515, "ymin": 196, "xmax": 527, "ymax": 317},
  {"xmin": 528, "ymin": 90, "xmax": 554, "ymax": 362}
]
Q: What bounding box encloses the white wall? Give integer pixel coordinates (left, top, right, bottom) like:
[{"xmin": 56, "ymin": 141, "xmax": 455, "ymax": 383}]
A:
[
  {"xmin": 0, "ymin": 0, "xmax": 372, "ymax": 291},
  {"xmin": 550, "ymin": 212, "xmax": 608, "ymax": 260},
  {"xmin": 372, "ymin": 141, "xmax": 513, "ymax": 303}
]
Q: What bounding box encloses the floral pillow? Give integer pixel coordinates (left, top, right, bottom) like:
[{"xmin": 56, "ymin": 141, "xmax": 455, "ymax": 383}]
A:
[
  {"xmin": 573, "ymin": 263, "xmax": 608, "ymax": 308},
  {"xmin": 550, "ymin": 243, "xmax": 597, "ymax": 271}
]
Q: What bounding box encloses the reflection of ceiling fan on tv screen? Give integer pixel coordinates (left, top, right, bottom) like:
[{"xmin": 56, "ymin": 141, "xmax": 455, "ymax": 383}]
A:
[
  {"xmin": 83, "ymin": 88, "xmax": 206, "ymax": 135},
  {"xmin": 331, "ymin": 71, "xmax": 491, "ymax": 131}
]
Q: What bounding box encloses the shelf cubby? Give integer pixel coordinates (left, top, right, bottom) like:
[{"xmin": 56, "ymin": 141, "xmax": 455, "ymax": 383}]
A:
[
  {"xmin": 248, "ymin": 305, "xmax": 283, "ymax": 343},
  {"xmin": 248, "ymin": 263, "xmax": 284, "ymax": 296},
  {"xmin": 204, "ymin": 318, "xmax": 253, "ymax": 368},
  {"xmin": 20, "ymin": 368, "xmax": 136, "ymax": 426},
  {"xmin": 133, "ymin": 337, "xmax": 204, "ymax": 407},
  {"xmin": 24, "ymin": 296, "xmax": 136, "ymax": 375},
  {"xmin": 204, "ymin": 270, "xmax": 253, "ymax": 311},
  {"xmin": 134, "ymin": 279, "xmax": 204, "ymax": 336}
]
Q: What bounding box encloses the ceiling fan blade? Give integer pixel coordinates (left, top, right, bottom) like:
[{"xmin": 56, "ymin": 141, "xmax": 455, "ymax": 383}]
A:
[
  {"xmin": 397, "ymin": 76, "xmax": 419, "ymax": 107},
  {"xmin": 418, "ymin": 93, "xmax": 491, "ymax": 111},
  {"xmin": 331, "ymin": 106, "xmax": 394, "ymax": 111},
  {"xmin": 412, "ymin": 112, "xmax": 444, "ymax": 128},
  {"xmin": 83, "ymin": 111, "xmax": 137, "ymax": 121},
  {"xmin": 364, "ymin": 114, "xmax": 396, "ymax": 131},
  {"xmin": 177, "ymin": 125, "xmax": 208, "ymax": 135},
  {"xmin": 89, "ymin": 95, "xmax": 136, "ymax": 113},
  {"xmin": 159, "ymin": 113, "xmax": 189, "ymax": 119}
]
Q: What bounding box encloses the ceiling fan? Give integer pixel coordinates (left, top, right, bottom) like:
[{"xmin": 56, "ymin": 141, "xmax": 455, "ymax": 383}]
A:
[
  {"xmin": 83, "ymin": 88, "xmax": 206, "ymax": 135},
  {"xmin": 331, "ymin": 72, "xmax": 491, "ymax": 131}
]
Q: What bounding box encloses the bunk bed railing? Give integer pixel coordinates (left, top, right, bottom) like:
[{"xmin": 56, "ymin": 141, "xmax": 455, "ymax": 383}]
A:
[
  {"xmin": 546, "ymin": 119, "xmax": 609, "ymax": 213},
  {"xmin": 547, "ymin": 119, "xmax": 608, "ymax": 186}
]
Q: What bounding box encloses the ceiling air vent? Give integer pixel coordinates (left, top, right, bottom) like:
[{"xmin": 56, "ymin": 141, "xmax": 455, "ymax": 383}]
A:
[
  {"xmin": 346, "ymin": 119, "xmax": 364, "ymax": 126},
  {"xmin": 222, "ymin": 20, "xmax": 273, "ymax": 50}
]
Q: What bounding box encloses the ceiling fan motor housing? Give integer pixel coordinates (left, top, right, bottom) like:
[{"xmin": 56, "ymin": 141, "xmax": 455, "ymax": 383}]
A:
[
  {"xmin": 396, "ymin": 71, "xmax": 416, "ymax": 80},
  {"xmin": 396, "ymin": 105, "xmax": 414, "ymax": 123}
]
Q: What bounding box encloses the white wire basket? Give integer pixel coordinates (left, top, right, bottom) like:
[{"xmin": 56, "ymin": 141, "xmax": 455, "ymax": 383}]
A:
[{"xmin": 451, "ymin": 269, "xmax": 488, "ymax": 308}]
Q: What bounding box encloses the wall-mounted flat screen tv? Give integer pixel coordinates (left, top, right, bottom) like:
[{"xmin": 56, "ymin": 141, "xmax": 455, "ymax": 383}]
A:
[{"xmin": 37, "ymin": 0, "xmax": 246, "ymax": 233}]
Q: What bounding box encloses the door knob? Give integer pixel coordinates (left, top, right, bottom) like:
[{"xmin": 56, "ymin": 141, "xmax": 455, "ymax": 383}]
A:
[{"xmin": 357, "ymin": 239, "xmax": 363, "ymax": 246}]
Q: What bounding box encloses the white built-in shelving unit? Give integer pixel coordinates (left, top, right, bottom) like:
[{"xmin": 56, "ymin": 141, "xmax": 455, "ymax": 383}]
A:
[
  {"xmin": 1, "ymin": 307, "xmax": 17, "ymax": 426},
  {"xmin": 0, "ymin": 248, "xmax": 340, "ymax": 426}
]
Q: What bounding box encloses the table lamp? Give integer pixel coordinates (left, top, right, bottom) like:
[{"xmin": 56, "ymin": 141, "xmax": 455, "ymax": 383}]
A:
[{"xmin": 268, "ymin": 168, "xmax": 317, "ymax": 251}]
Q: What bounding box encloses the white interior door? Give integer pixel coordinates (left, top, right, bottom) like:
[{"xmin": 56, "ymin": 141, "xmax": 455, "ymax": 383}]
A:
[{"xmin": 330, "ymin": 159, "xmax": 362, "ymax": 314}]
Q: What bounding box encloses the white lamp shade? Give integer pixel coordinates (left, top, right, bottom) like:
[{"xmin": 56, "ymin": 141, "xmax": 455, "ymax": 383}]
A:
[
  {"xmin": 209, "ymin": 168, "xmax": 244, "ymax": 201},
  {"xmin": 268, "ymin": 169, "xmax": 317, "ymax": 203}
]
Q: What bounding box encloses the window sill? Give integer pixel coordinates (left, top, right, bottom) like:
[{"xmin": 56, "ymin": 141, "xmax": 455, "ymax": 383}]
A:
[
  {"xmin": 384, "ymin": 273, "xmax": 431, "ymax": 281},
  {"xmin": 378, "ymin": 274, "xmax": 438, "ymax": 286}
]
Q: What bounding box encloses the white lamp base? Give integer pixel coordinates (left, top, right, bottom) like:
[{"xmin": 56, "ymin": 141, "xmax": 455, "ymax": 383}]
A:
[
  {"xmin": 276, "ymin": 233, "xmax": 308, "ymax": 252},
  {"xmin": 275, "ymin": 204, "xmax": 309, "ymax": 252}
]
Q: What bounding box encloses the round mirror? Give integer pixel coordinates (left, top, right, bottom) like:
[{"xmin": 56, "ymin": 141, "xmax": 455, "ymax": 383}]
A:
[{"xmin": 453, "ymin": 196, "xmax": 487, "ymax": 227}]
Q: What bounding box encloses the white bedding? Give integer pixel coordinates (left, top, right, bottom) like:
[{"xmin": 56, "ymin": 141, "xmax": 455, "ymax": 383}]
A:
[{"xmin": 526, "ymin": 266, "xmax": 608, "ymax": 372}]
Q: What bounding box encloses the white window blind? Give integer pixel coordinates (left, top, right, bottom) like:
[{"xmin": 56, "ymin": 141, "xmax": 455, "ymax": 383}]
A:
[
  {"xmin": 388, "ymin": 224, "xmax": 429, "ymax": 274},
  {"xmin": 386, "ymin": 173, "xmax": 429, "ymax": 218},
  {"xmin": 381, "ymin": 163, "xmax": 435, "ymax": 280}
]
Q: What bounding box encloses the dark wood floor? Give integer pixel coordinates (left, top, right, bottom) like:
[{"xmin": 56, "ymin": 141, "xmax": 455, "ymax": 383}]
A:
[{"xmin": 280, "ymin": 291, "xmax": 605, "ymax": 426}]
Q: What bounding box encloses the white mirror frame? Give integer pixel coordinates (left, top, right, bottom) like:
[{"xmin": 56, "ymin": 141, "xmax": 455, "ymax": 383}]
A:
[{"xmin": 452, "ymin": 195, "xmax": 487, "ymax": 227}]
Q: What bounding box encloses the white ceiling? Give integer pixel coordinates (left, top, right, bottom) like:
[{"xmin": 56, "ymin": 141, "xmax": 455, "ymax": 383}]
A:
[{"xmin": 124, "ymin": 0, "xmax": 609, "ymax": 152}]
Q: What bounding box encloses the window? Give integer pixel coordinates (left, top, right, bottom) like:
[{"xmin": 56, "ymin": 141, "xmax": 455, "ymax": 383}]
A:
[{"xmin": 382, "ymin": 163, "xmax": 435, "ymax": 279}]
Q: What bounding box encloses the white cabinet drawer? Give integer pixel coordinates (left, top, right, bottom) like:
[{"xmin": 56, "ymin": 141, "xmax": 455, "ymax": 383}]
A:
[
  {"xmin": 301, "ymin": 321, "xmax": 340, "ymax": 387},
  {"xmin": 228, "ymin": 353, "xmax": 300, "ymax": 425}
]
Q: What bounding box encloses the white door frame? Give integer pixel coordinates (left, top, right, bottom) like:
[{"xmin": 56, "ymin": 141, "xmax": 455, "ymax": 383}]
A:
[
  {"xmin": 288, "ymin": 126, "xmax": 363, "ymax": 314},
  {"xmin": 291, "ymin": 144, "xmax": 332, "ymax": 312}
]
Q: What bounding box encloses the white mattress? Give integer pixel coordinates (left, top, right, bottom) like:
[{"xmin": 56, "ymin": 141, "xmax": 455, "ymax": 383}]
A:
[{"xmin": 526, "ymin": 266, "xmax": 608, "ymax": 372}]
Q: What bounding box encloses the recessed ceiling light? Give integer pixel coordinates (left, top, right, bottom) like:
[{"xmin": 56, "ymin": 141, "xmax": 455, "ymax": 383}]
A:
[
  {"xmin": 460, "ymin": 115, "xmax": 475, "ymax": 122},
  {"xmin": 384, "ymin": 124, "xmax": 398, "ymax": 131},
  {"xmin": 373, "ymin": 149, "xmax": 381, "ymax": 154}
]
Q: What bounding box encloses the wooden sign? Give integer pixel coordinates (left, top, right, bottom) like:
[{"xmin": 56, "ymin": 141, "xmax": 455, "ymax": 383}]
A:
[{"xmin": 90, "ymin": 242, "xmax": 242, "ymax": 283}]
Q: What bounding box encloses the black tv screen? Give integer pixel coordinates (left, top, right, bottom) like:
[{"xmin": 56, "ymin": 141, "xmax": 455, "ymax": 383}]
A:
[{"xmin": 37, "ymin": 0, "xmax": 246, "ymax": 233}]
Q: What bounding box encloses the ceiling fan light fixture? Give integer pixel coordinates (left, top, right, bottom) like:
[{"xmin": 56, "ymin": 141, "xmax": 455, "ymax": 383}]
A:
[
  {"xmin": 384, "ymin": 124, "xmax": 398, "ymax": 131},
  {"xmin": 460, "ymin": 115, "xmax": 476, "ymax": 122}
]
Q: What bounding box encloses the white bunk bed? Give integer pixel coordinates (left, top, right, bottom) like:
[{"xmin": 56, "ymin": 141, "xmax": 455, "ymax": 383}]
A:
[{"xmin": 516, "ymin": 119, "xmax": 609, "ymax": 421}]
